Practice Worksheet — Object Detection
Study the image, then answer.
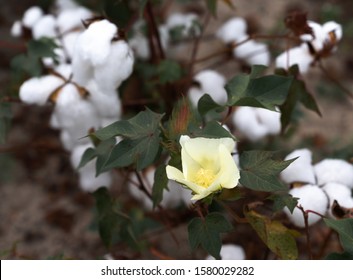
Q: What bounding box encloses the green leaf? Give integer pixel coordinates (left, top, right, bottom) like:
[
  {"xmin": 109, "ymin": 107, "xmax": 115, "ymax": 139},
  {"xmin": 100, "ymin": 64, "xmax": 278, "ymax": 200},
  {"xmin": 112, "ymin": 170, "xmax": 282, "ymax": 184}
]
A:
[
  {"xmin": 152, "ymin": 164, "xmax": 169, "ymax": 208},
  {"xmin": 268, "ymin": 193, "xmax": 299, "ymax": 213},
  {"xmin": 27, "ymin": 38, "xmax": 58, "ymax": 59},
  {"xmin": 250, "ymin": 64, "xmax": 267, "ymax": 78},
  {"xmin": 325, "ymin": 252, "xmax": 353, "ymax": 260},
  {"xmin": 78, "ymin": 148, "xmax": 96, "ymax": 169},
  {"xmin": 11, "ymin": 54, "xmax": 42, "ymax": 77},
  {"xmin": 324, "ymin": 218, "xmax": 353, "ymax": 255},
  {"xmin": 245, "ymin": 210, "xmax": 298, "ymax": 259},
  {"xmin": 239, "ymin": 151, "xmax": 295, "ymax": 192},
  {"xmin": 226, "ymin": 74, "xmax": 293, "ymax": 111},
  {"xmin": 188, "ymin": 212, "xmax": 232, "ymax": 259},
  {"xmin": 197, "ymin": 94, "xmax": 225, "ymax": 116},
  {"xmin": 205, "ymin": 0, "xmax": 217, "ymax": 16},
  {"xmin": 189, "ymin": 121, "xmax": 235, "ymax": 139},
  {"xmin": 157, "ymin": 60, "xmax": 182, "ymax": 84}
]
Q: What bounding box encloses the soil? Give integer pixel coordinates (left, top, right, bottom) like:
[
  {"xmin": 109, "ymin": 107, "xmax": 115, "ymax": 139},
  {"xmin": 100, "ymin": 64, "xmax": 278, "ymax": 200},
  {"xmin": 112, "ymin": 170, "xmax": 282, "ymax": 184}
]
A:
[{"xmin": 1, "ymin": 0, "xmax": 352, "ymax": 260}]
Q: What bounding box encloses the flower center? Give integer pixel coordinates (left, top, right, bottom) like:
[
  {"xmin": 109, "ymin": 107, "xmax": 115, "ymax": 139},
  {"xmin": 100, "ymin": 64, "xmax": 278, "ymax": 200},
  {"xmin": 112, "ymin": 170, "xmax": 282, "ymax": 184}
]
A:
[{"xmin": 194, "ymin": 168, "xmax": 216, "ymax": 188}]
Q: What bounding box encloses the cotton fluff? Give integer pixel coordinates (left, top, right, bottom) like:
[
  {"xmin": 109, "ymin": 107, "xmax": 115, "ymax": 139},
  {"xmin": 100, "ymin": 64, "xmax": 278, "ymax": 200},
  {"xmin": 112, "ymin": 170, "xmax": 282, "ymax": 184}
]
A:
[
  {"xmin": 71, "ymin": 143, "xmax": 112, "ymax": 192},
  {"xmin": 19, "ymin": 75, "xmax": 64, "ymax": 105},
  {"xmin": 61, "ymin": 31, "xmax": 80, "ymax": 59},
  {"xmin": 275, "ymin": 45, "xmax": 313, "ymax": 73},
  {"xmin": 54, "ymin": 0, "xmax": 80, "ymax": 12},
  {"xmin": 129, "ymin": 21, "xmax": 150, "ymax": 60},
  {"xmin": 166, "ymin": 12, "xmax": 200, "ymax": 39},
  {"xmin": 314, "ymin": 159, "xmax": 353, "ymax": 188},
  {"xmin": 54, "ymin": 63, "xmax": 73, "ymax": 80},
  {"xmin": 233, "ymin": 37, "xmax": 270, "ymax": 66},
  {"xmin": 22, "ymin": 6, "xmax": 43, "ymax": 28},
  {"xmin": 206, "ymin": 244, "xmax": 245, "ymax": 260},
  {"xmin": 322, "ymin": 182, "xmax": 353, "ymax": 218},
  {"xmin": 284, "ymin": 184, "xmax": 328, "ymax": 228},
  {"xmin": 232, "ymin": 107, "xmax": 281, "ymax": 142},
  {"xmin": 216, "ymin": 17, "xmax": 247, "ymax": 44},
  {"xmin": 60, "ymin": 129, "xmax": 75, "ymax": 151},
  {"xmin": 56, "ymin": 7, "xmax": 93, "ymax": 34},
  {"xmin": 11, "ymin": 21, "xmax": 22, "ymax": 37},
  {"xmin": 54, "ymin": 84, "xmax": 100, "ymax": 144},
  {"xmin": 188, "ymin": 70, "xmax": 227, "ymax": 106},
  {"xmin": 49, "ymin": 112, "xmax": 61, "ymax": 129},
  {"xmin": 32, "ymin": 15, "xmax": 57, "ymax": 39},
  {"xmin": 280, "ymin": 149, "xmax": 316, "ymax": 185},
  {"xmin": 42, "ymin": 47, "xmax": 67, "ymax": 68}
]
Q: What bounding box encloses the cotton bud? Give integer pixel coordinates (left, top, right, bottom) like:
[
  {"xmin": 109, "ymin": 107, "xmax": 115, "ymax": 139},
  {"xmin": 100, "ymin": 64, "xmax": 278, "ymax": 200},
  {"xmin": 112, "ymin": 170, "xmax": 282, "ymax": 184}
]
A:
[
  {"xmin": 71, "ymin": 144, "xmax": 112, "ymax": 192},
  {"xmin": 11, "ymin": 21, "xmax": 22, "ymax": 37},
  {"xmin": 22, "ymin": 6, "xmax": 43, "ymax": 28},
  {"xmin": 188, "ymin": 70, "xmax": 227, "ymax": 106},
  {"xmin": 206, "ymin": 244, "xmax": 245, "ymax": 260},
  {"xmin": 322, "ymin": 183, "xmax": 353, "ymax": 218},
  {"xmin": 275, "ymin": 44, "xmax": 313, "ymax": 73},
  {"xmin": 233, "ymin": 37, "xmax": 270, "ymax": 66},
  {"xmin": 216, "ymin": 17, "xmax": 247, "ymax": 44},
  {"xmin": 32, "ymin": 15, "xmax": 57, "ymax": 39},
  {"xmin": 19, "ymin": 75, "xmax": 64, "ymax": 105},
  {"xmin": 314, "ymin": 159, "xmax": 353, "ymax": 188},
  {"xmin": 280, "ymin": 149, "xmax": 316, "ymax": 185},
  {"xmin": 56, "ymin": 7, "xmax": 93, "ymax": 34},
  {"xmin": 284, "ymin": 184, "xmax": 328, "ymax": 228}
]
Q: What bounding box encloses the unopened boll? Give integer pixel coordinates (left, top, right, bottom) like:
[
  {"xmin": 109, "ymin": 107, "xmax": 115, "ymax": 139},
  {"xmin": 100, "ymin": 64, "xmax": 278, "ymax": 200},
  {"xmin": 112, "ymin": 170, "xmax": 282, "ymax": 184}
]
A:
[
  {"xmin": 322, "ymin": 182, "xmax": 353, "ymax": 218},
  {"xmin": 284, "ymin": 184, "xmax": 328, "ymax": 228},
  {"xmin": 206, "ymin": 244, "xmax": 245, "ymax": 260},
  {"xmin": 314, "ymin": 159, "xmax": 353, "ymax": 188},
  {"xmin": 280, "ymin": 149, "xmax": 316, "ymax": 185}
]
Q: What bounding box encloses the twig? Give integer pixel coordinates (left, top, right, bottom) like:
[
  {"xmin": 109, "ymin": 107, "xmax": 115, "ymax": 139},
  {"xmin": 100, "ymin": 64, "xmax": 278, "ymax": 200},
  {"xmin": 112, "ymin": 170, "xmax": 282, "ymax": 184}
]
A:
[
  {"xmin": 218, "ymin": 201, "xmax": 248, "ymax": 224},
  {"xmin": 297, "ymin": 205, "xmax": 313, "ymax": 260}
]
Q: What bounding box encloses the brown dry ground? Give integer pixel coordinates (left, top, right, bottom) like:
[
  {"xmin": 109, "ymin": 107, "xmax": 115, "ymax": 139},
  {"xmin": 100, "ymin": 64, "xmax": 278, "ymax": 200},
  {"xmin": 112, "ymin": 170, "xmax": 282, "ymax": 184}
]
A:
[{"xmin": 1, "ymin": 0, "xmax": 353, "ymax": 259}]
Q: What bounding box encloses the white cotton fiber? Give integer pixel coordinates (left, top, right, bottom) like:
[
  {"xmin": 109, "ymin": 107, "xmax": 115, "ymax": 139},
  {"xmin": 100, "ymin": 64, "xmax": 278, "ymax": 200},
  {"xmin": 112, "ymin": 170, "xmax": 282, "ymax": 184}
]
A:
[
  {"xmin": 188, "ymin": 70, "xmax": 227, "ymax": 106},
  {"xmin": 275, "ymin": 45, "xmax": 313, "ymax": 73},
  {"xmin": 54, "ymin": 0, "xmax": 80, "ymax": 12},
  {"xmin": 49, "ymin": 112, "xmax": 61, "ymax": 129},
  {"xmin": 60, "ymin": 129, "xmax": 75, "ymax": 151},
  {"xmin": 56, "ymin": 7, "xmax": 93, "ymax": 34},
  {"xmin": 54, "ymin": 63, "xmax": 72, "ymax": 80},
  {"xmin": 129, "ymin": 33, "xmax": 150, "ymax": 60},
  {"xmin": 284, "ymin": 184, "xmax": 328, "ymax": 228},
  {"xmin": 11, "ymin": 21, "xmax": 22, "ymax": 37},
  {"xmin": 216, "ymin": 17, "xmax": 247, "ymax": 43},
  {"xmin": 206, "ymin": 244, "xmax": 246, "ymax": 260},
  {"xmin": 322, "ymin": 182, "xmax": 353, "ymax": 218},
  {"xmin": 32, "ymin": 15, "xmax": 57, "ymax": 39},
  {"xmin": 301, "ymin": 21, "xmax": 326, "ymax": 52},
  {"xmin": 62, "ymin": 31, "xmax": 80, "ymax": 59},
  {"xmin": 280, "ymin": 148, "xmax": 316, "ymax": 185},
  {"xmin": 314, "ymin": 159, "xmax": 353, "ymax": 188},
  {"xmin": 166, "ymin": 12, "xmax": 200, "ymax": 38},
  {"xmin": 19, "ymin": 75, "xmax": 64, "ymax": 105},
  {"xmin": 22, "ymin": 6, "xmax": 43, "ymax": 28},
  {"xmin": 234, "ymin": 38, "xmax": 270, "ymax": 66},
  {"xmin": 254, "ymin": 108, "xmax": 281, "ymax": 135},
  {"xmin": 323, "ymin": 21, "xmax": 343, "ymax": 42}
]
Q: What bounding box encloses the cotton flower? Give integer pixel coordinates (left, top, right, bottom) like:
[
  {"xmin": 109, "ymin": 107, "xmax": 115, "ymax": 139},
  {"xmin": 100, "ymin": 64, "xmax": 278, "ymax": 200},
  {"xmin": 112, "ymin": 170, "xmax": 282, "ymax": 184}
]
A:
[
  {"xmin": 216, "ymin": 17, "xmax": 247, "ymax": 44},
  {"xmin": 206, "ymin": 244, "xmax": 245, "ymax": 260},
  {"xmin": 188, "ymin": 70, "xmax": 227, "ymax": 106},
  {"xmin": 232, "ymin": 107, "xmax": 281, "ymax": 142},
  {"xmin": 314, "ymin": 159, "xmax": 353, "ymax": 188},
  {"xmin": 284, "ymin": 184, "xmax": 328, "ymax": 228},
  {"xmin": 166, "ymin": 136, "xmax": 240, "ymax": 201},
  {"xmin": 280, "ymin": 148, "xmax": 316, "ymax": 185},
  {"xmin": 322, "ymin": 182, "xmax": 353, "ymax": 218}
]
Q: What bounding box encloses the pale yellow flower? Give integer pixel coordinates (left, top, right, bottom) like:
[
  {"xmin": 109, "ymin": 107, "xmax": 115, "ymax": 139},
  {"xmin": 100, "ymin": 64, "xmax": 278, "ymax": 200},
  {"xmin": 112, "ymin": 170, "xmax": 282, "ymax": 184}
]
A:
[{"xmin": 166, "ymin": 135, "xmax": 240, "ymax": 200}]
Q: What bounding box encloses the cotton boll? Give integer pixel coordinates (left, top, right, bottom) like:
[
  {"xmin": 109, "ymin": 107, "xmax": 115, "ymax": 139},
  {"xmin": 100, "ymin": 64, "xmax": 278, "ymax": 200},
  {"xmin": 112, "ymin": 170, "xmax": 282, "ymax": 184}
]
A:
[
  {"xmin": 254, "ymin": 108, "xmax": 281, "ymax": 135},
  {"xmin": 158, "ymin": 24, "xmax": 170, "ymax": 51},
  {"xmin": 234, "ymin": 38, "xmax": 270, "ymax": 66},
  {"xmin": 53, "ymin": 63, "xmax": 72, "ymax": 80},
  {"xmin": 72, "ymin": 48, "xmax": 93, "ymax": 86},
  {"xmin": 322, "ymin": 182, "xmax": 353, "ymax": 218},
  {"xmin": 56, "ymin": 7, "xmax": 93, "ymax": 34},
  {"xmin": 300, "ymin": 21, "xmax": 326, "ymax": 52},
  {"xmin": 11, "ymin": 21, "xmax": 22, "ymax": 37},
  {"xmin": 42, "ymin": 47, "xmax": 67, "ymax": 68},
  {"xmin": 280, "ymin": 148, "xmax": 316, "ymax": 185},
  {"xmin": 70, "ymin": 143, "xmax": 93, "ymax": 168},
  {"xmin": 93, "ymin": 40, "xmax": 134, "ymax": 92},
  {"xmin": 314, "ymin": 159, "xmax": 353, "ymax": 188},
  {"xmin": 22, "ymin": 6, "xmax": 43, "ymax": 28},
  {"xmin": 232, "ymin": 107, "xmax": 268, "ymax": 142},
  {"xmin": 206, "ymin": 244, "xmax": 245, "ymax": 260},
  {"xmin": 60, "ymin": 129, "xmax": 75, "ymax": 151},
  {"xmin": 284, "ymin": 184, "xmax": 328, "ymax": 228},
  {"xmin": 32, "ymin": 15, "xmax": 57, "ymax": 39},
  {"xmin": 322, "ymin": 21, "xmax": 342, "ymax": 47},
  {"xmin": 19, "ymin": 75, "xmax": 64, "ymax": 105},
  {"xmin": 49, "ymin": 112, "xmax": 61, "ymax": 129},
  {"xmin": 216, "ymin": 17, "xmax": 247, "ymax": 44},
  {"xmin": 62, "ymin": 31, "xmax": 80, "ymax": 59},
  {"xmin": 166, "ymin": 12, "xmax": 200, "ymax": 38},
  {"xmin": 54, "ymin": 0, "xmax": 80, "ymax": 12},
  {"xmin": 188, "ymin": 70, "xmax": 227, "ymax": 106},
  {"xmin": 129, "ymin": 33, "xmax": 150, "ymax": 60},
  {"xmin": 275, "ymin": 45, "xmax": 313, "ymax": 73}
]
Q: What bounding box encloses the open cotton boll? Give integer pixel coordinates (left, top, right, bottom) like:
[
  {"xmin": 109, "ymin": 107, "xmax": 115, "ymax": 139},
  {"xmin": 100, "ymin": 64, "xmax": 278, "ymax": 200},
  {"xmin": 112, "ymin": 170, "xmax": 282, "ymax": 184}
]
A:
[
  {"xmin": 42, "ymin": 47, "xmax": 67, "ymax": 68},
  {"xmin": 129, "ymin": 33, "xmax": 150, "ymax": 60},
  {"xmin": 284, "ymin": 184, "xmax": 328, "ymax": 228},
  {"xmin": 93, "ymin": 40, "xmax": 134, "ymax": 92},
  {"xmin": 322, "ymin": 182, "xmax": 353, "ymax": 218},
  {"xmin": 232, "ymin": 107, "xmax": 269, "ymax": 142},
  {"xmin": 322, "ymin": 21, "xmax": 342, "ymax": 42},
  {"xmin": 206, "ymin": 244, "xmax": 245, "ymax": 260},
  {"xmin": 54, "ymin": 0, "xmax": 80, "ymax": 12},
  {"xmin": 62, "ymin": 31, "xmax": 80, "ymax": 59},
  {"xmin": 275, "ymin": 45, "xmax": 313, "ymax": 73},
  {"xmin": 72, "ymin": 48, "xmax": 93, "ymax": 86},
  {"xmin": 216, "ymin": 17, "xmax": 247, "ymax": 44},
  {"xmin": 234, "ymin": 38, "xmax": 270, "ymax": 66},
  {"xmin": 11, "ymin": 21, "xmax": 22, "ymax": 37},
  {"xmin": 254, "ymin": 108, "xmax": 281, "ymax": 135},
  {"xmin": 314, "ymin": 159, "xmax": 353, "ymax": 188},
  {"xmin": 166, "ymin": 12, "xmax": 200, "ymax": 38},
  {"xmin": 60, "ymin": 129, "xmax": 75, "ymax": 151},
  {"xmin": 19, "ymin": 75, "xmax": 64, "ymax": 105},
  {"xmin": 280, "ymin": 149, "xmax": 316, "ymax": 185},
  {"xmin": 300, "ymin": 21, "xmax": 326, "ymax": 52},
  {"xmin": 53, "ymin": 63, "xmax": 72, "ymax": 80},
  {"xmin": 49, "ymin": 112, "xmax": 61, "ymax": 129},
  {"xmin": 32, "ymin": 15, "xmax": 57, "ymax": 39},
  {"xmin": 188, "ymin": 70, "xmax": 227, "ymax": 106},
  {"xmin": 56, "ymin": 7, "xmax": 93, "ymax": 34},
  {"xmin": 22, "ymin": 6, "xmax": 43, "ymax": 28}
]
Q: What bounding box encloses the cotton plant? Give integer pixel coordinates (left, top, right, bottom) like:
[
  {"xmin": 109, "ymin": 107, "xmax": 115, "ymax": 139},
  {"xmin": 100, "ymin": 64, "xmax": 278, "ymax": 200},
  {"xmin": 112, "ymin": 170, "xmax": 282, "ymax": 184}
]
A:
[
  {"xmin": 206, "ymin": 244, "xmax": 246, "ymax": 260},
  {"xmin": 217, "ymin": 16, "xmax": 270, "ymax": 66}
]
